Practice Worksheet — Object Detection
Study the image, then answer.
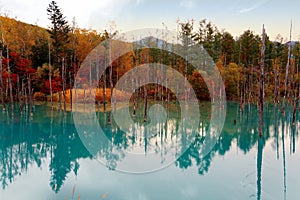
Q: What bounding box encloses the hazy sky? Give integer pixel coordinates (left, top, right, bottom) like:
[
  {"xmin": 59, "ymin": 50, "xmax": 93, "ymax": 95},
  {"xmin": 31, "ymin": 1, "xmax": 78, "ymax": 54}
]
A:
[{"xmin": 1, "ymin": 0, "xmax": 300, "ymax": 40}]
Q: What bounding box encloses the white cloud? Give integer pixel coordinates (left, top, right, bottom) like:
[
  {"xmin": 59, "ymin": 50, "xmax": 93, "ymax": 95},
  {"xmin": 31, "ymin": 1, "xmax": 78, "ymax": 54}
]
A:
[
  {"xmin": 180, "ymin": 0, "xmax": 195, "ymax": 9},
  {"xmin": 239, "ymin": 0, "xmax": 270, "ymax": 14},
  {"xmin": 0, "ymin": 0, "xmax": 49, "ymax": 26},
  {"xmin": 59, "ymin": 0, "xmax": 146, "ymax": 30},
  {"xmin": 0, "ymin": 0, "xmax": 144, "ymax": 29}
]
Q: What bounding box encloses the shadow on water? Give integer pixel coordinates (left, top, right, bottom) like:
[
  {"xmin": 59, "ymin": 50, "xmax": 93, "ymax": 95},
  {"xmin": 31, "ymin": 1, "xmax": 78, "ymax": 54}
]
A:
[{"xmin": 0, "ymin": 102, "xmax": 299, "ymax": 199}]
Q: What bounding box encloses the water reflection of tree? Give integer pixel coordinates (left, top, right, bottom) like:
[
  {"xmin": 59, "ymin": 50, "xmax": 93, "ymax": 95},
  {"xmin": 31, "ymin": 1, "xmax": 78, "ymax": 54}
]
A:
[
  {"xmin": 175, "ymin": 103, "xmax": 298, "ymax": 179},
  {"xmin": 0, "ymin": 112, "xmax": 47, "ymax": 189},
  {"xmin": 256, "ymin": 132, "xmax": 265, "ymax": 200},
  {"xmin": 48, "ymin": 111, "xmax": 91, "ymax": 192},
  {"xmin": 237, "ymin": 104, "xmax": 260, "ymax": 154},
  {"xmin": 49, "ymin": 111, "xmax": 72, "ymax": 192},
  {"xmin": 0, "ymin": 103, "xmax": 299, "ymax": 193},
  {"xmin": 0, "ymin": 107, "xmax": 91, "ymax": 192}
]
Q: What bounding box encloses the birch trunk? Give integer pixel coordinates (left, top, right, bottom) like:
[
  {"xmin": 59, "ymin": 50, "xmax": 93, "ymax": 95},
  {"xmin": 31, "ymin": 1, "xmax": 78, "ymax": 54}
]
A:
[
  {"xmin": 290, "ymin": 61, "xmax": 296, "ymax": 125},
  {"xmin": 282, "ymin": 21, "xmax": 292, "ymax": 115},
  {"xmin": 17, "ymin": 76, "xmax": 21, "ymax": 113},
  {"xmin": 48, "ymin": 39, "xmax": 53, "ymax": 106},
  {"xmin": 96, "ymin": 53, "xmax": 100, "ymax": 109},
  {"xmin": 102, "ymin": 71, "xmax": 106, "ymax": 113},
  {"xmin": 274, "ymin": 59, "xmax": 279, "ymax": 104},
  {"xmin": 249, "ymin": 64, "xmax": 253, "ymax": 103},
  {"xmin": 17, "ymin": 75, "xmax": 20, "ymax": 105},
  {"xmin": 7, "ymin": 48, "xmax": 14, "ymax": 115},
  {"xmin": 28, "ymin": 74, "xmax": 33, "ymax": 117},
  {"xmin": 62, "ymin": 57, "xmax": 66, "ymax": 114},
  {"xmin": 298, "ymin": 63, "xmax": 300, "ymax": 110},
  {"xmin": 69, "ymin": 71, "xmax": 72, "ymax": 110},
  {"xmin": 143, "ymin": 86, "xmax": 148, "ymax": 122},
  {"xmin": 259, "ymin": 25, "xmax": 266, "ymax": 137},
  {"xmin": 109, "ymin": 40, "xmax": 113, "ymax": 108},
  {"xmin": 19, "ymin": 80, "xmax": 25, "ymax": 114},
  {"xmin": 0, "ymin": 49, "xmax": 5, "ymax": 111}
]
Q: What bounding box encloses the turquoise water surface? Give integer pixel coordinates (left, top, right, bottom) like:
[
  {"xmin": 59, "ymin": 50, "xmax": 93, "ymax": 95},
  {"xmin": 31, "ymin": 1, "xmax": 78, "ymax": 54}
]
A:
[{"xmin": 0, "ymin": 102, "xmax": 299, "ymax": 200}]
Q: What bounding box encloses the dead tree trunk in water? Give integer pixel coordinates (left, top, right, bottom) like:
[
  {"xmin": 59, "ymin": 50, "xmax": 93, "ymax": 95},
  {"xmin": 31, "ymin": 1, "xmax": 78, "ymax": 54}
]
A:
[
  {"xmin": 48, "ymin": 38, "xmax": 53, "ymax": 107},
  {"xmin": 143, "ymin": 86, "xmax": 148, "ymax": 122},
  {"xmin": 290, "ymin": 61, "xmax": 297, "ymax": 125},
  {"xmin": 109, "ymin": 40, "xmax": 113, "ymax": 110},
  {"xmin": 292, "ymin": 94, "xmax": 297, "ymax": 126},
  {"xmin": 69, "ymin": 71, "xmax": 72, "ymax": 110},
  {"xmin": 0, "ymin": 49, "xmax": 5, "ymax": 111},
  {"xmin": 7, "ymin": 48, "xmax": 14, "ymax": 115},
  {"xmin": 49, "ymin": 67, "xmax": 53, "ymax": 106},
  {"xmin": 298, "ymin": 63, "xmax": 300, "ymax": 111},
  {"xmin": 102, "ymin": 68, "xmax": 107, "ymax": 113},
  {"xmin": 62, "ymin": 57, "xmax": 67, "ymax": 114},
  {"xmin": 259, "ymin": 25, "xmax": 266, "ymax": 137},
  {"xmin": 96, "ymin": 54, "xmax": 100, "ymax": 110},
  {"xmin": 132, "ymin": 78, "xmax": 136, "ymax": 117},
  {"xmin": 27, "ymin": 74, "xmax": 33, "ymax": 117},
  {"xmin": 282, "ymin": 21, "xmax": 292, "ymax": 115},
  {"xmin": 17, "ymin": 75, "xmax": 20, "ymax": 108},
  {"xmin": 278, "ymin": 64, "xmax": 282, "ymax": 107},
  {"xmin": 23, "ymin": 79, "xmax": 27, "ymax": 108},
  {"xmin": 274, "ymin": 59, "xmax": 280, "ymax": 105},
  {"xmin": 19, "ymin": 80, "xmax": 25, "ymax": 113},
  {"xmin": 131, "ymin": 59, "xmax": 136, "ymax": 116},
  {"xmin": 249, "ymin": 64, "xmax": 254, "ymax": 103},
  {"xmin": 59, "ymin": 91, "xmax": 62, "ymax": 110},
  {"xmin": 240, "ymin": 66, "xmax": 247, "ymax": 111}
]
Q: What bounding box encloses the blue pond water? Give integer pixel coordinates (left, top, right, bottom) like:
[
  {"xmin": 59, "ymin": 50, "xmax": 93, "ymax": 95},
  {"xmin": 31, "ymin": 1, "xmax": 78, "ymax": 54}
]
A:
[{"xmin": 0, "ymin": 102, "xmax": 299, "ymax": 200}]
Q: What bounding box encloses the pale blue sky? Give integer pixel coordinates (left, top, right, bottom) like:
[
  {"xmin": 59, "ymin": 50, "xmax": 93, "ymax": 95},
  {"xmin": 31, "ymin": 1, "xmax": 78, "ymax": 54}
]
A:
[{"xmin": 1, "ymin": 0, "xmax": 299, "ymax": 40}]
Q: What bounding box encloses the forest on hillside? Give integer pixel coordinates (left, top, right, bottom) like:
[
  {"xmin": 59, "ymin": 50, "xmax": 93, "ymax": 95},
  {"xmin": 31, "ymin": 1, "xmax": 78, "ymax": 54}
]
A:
[{"xmin": 0, "ymin": 1, "xmax": 299, "ymax": 120}]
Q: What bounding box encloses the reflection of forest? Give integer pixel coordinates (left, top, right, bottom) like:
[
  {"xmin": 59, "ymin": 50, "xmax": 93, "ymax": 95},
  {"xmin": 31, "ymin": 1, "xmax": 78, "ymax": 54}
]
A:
[
  {"xmin": 0, "ymin": 108, "xmax": 92, "ymax": 193},
  {"xmin": 177, "ymin": 102, "xmax": 298, "ymax": 177},
  {"xmin": 0, "ymin": 102, "xmax": 299, "ymax": 194}
]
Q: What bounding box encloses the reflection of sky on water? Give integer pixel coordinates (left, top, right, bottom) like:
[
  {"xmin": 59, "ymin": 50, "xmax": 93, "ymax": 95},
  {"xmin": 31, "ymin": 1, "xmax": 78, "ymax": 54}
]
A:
[{"xmin": 0, "ymin": 102, "xmax": 300, "ymax": 199}]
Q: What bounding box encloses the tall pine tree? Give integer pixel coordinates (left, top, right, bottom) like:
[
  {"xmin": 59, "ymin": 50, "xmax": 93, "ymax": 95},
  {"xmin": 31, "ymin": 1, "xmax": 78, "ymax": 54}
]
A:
[
  {"xmin": 47, "ymin": 1, "xmax": 70, "ymax": 67},
  {"xmin": 47, "ymin": 1, "xmax": 70, "ymax": 111}
]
